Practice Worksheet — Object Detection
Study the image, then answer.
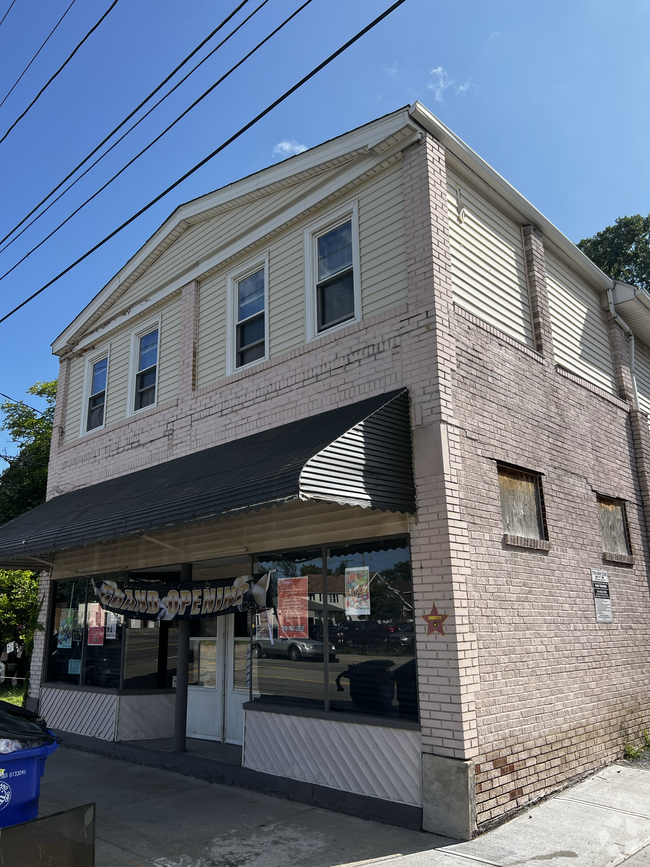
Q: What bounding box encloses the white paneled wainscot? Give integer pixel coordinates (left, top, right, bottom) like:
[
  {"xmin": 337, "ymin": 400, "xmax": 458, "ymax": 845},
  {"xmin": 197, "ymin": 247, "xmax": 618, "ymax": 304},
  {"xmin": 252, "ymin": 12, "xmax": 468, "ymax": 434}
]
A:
[{"xmin": 243, "ymin": 710, "xmax": 422, "ymax": 807}]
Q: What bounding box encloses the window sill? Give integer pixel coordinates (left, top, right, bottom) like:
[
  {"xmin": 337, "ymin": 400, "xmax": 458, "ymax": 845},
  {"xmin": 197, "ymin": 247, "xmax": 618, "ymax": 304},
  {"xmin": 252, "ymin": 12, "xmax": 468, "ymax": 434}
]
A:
[
  {"xmin": 243, "ymin": 701, "xmax": 420, "ymax": 732},
  {"xmin": 603, "ymin": 551, "xmax": 634, "ymax": 565},
  {"xmin": 503, "ymin": 534, "xmax": 550, "ymax": 551}
]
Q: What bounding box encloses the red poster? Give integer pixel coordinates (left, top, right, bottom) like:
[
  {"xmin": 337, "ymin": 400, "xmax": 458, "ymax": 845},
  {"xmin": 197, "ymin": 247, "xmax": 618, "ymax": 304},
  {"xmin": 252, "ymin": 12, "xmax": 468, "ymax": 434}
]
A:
[
  {"xmin": 277, "ymin": 576, "xmax": 308, "ymax": 639},
  {"xmin": 87, "ymin": 603, "xmax": 105, "ymax": 646}
]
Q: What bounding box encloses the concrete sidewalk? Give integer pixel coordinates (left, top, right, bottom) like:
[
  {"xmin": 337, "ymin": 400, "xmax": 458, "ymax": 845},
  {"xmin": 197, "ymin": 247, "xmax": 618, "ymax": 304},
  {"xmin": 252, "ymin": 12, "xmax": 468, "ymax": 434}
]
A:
[{"xmin": 37, "ymin": 747, "xmax": 650, "ymax": 867}]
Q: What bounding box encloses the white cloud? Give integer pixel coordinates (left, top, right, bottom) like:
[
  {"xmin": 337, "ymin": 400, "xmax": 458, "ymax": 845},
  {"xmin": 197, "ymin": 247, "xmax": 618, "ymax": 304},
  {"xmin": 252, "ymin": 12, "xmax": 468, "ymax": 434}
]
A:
[
  {"xmin": 455, "ymin": 79, "xmax": 475, "ymax": 95},
  {"xmin": 427, "ymin": 66, "xmax": 454, "ymax": 102},
  {"xmin": 385, "ymin": 62, "xmax": 398, "ymax": 76},
  {"xmin": 272, "ymin": 140, "xmax": 307, "ymax": 160},
  {"xmin": 490, "ymin": 30, "xmax": 500, "ymax": 38}
]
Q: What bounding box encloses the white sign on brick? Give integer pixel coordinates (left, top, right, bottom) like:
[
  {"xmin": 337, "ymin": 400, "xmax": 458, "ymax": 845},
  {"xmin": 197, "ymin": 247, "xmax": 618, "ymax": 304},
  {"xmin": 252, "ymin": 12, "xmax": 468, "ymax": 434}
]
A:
[{"xmin": 591, "ymin": 569, "xmax": 613, "ymax": 623}]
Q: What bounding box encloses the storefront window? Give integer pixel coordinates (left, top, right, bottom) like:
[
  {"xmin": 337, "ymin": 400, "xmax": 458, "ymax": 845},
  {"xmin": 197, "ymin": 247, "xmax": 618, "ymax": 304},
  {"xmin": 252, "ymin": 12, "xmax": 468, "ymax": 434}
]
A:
[
  {"xmin": 252, "ymin": 538, "xmax": 417, "ymax": 722},
  {"xmin": 48, "ymin": 579, "xmax": 87, "ymax": 685},
  {"xmin": 48, "ymin": 577, "xmax": 177, "ymax": 690},
  {"xmin": 253, "ymin": 550, "xmax": 327, "ymax": 711},
  {"xmin": 188, "ymin": 639, "xmax": 217, "ymax": 687}
]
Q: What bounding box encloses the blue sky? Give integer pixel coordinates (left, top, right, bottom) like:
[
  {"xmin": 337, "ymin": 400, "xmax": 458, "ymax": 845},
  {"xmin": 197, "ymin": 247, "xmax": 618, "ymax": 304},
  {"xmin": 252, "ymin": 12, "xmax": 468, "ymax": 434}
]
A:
[{"xmin": 0, "ymin": 0, "xmax": 648, "ymax": 452}]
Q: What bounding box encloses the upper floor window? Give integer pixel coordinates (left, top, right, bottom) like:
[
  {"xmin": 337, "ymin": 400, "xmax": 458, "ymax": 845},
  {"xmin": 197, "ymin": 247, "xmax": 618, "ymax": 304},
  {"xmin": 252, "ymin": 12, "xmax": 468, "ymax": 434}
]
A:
[
  {"xmin": 317, "ymin": 221, "xmax": 354, "ymax": 332},
  {"xmin": 497, "ymin": 464, "xmax": 547, "ymax": 542},
  {"xmin": 134, "ymin": 327, "xmax": 158, "ymax": 412},
  {"xmin": 227, "ymin": 256, "xmax": 268, "ymax": 375},
  {"xmin": 86, "ymin": 357, "xmax": 108, "ymax": 431},
  {"xmin": 597, "ymin": 495, "xmax": 631, "ymax": 559},
  {"xmin": 304, "ymin": 201, "xmax": 360, "ymax": 341}
]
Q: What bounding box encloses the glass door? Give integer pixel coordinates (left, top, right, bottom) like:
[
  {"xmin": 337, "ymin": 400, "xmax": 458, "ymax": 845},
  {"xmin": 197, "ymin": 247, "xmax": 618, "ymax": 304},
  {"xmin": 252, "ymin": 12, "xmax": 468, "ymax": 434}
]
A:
[{"xmin": 187, "ymin": 620, "xmax": 225, "ymax": 740}]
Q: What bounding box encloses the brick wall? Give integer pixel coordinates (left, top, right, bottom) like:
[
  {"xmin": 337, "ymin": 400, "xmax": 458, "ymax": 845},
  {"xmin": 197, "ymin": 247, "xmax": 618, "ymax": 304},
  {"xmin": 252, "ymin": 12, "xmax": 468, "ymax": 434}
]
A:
[{"xmin": 453, "ymin": 306, "xmax": 650, "ymax": 826}]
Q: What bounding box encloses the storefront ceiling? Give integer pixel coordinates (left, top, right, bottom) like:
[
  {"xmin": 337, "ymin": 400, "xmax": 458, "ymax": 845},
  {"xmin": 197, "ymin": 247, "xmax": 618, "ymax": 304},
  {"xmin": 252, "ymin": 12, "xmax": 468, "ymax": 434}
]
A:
[{"xmin": 0, "ymin": 391, "xmax": 415, "ymax": 568}]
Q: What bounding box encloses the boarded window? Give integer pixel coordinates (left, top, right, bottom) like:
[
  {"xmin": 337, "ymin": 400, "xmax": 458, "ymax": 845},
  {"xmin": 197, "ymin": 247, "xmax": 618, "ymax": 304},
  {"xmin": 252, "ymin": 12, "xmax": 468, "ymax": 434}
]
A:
[
  {"xmin": 498, "ymin": 466, "xmax": 545, "ymax": 540},
  {"xmin": 597, "ymin": 496, "xmax": 630, "ymax": 555}
]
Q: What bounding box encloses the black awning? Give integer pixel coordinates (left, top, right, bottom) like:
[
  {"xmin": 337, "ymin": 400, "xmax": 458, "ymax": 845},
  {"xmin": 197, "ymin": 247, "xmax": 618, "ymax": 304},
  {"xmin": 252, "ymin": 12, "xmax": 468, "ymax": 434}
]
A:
[{"xmin": 0, "ymin": 390, "xmax": 415, "ymax": 566}]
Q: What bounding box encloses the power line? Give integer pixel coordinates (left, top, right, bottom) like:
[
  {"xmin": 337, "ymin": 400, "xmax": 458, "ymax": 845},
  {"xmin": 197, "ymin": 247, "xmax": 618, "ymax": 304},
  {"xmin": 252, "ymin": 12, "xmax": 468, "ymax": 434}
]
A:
[
  {"xmin": 0, "ymin": 0, "xmax": 253, "ymax": 252},
  {"xmin": 0, "ymin": 393, "xmax": 43, "ymax": 414},
  {"xmin": 0, "ymin": 0, "xmax": 409, "ymax": 327},
  {"xmin": 0, "ymin": 0, "xmax": 270, "ymax": 259},
  {"xmin": 0, "ymin": 0, "xmax": 120, "ymax": 146},
  {"xmin": 0, "ymin": 0, "xmax": 310, "ymax": 285},
  {"xmin": 0, "ymin": 0, "xmax": 78, "ymax": 110},
  {"xmin": 0, "ymin": 0, "xmax": 17, "ymax": 30}
]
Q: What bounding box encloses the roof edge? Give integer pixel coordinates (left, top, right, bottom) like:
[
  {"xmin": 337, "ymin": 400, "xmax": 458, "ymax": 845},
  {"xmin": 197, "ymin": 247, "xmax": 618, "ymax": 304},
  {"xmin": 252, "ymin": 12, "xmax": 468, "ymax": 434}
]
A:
[{"xmin": 408, "ymin": 101, "xmax": 614, "ymax": 294}]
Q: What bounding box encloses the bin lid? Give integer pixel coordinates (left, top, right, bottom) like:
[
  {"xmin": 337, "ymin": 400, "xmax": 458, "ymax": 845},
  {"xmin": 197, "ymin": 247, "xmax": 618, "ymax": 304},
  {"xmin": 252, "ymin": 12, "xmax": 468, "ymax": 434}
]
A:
[{"xmin": 0, "ymin": 701, "xmax": 55, "ymax": 745}]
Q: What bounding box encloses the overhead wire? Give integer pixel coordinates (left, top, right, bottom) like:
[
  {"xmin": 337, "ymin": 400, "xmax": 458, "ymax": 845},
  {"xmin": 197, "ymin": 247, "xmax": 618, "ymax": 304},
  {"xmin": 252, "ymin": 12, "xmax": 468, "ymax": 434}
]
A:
[
  {"xmin": 0, "ymin": 0, "xmax": 17, "ymax": 30},
  {"xmin": 0, "ymin": 0, "xmax": 409, "ymax": 327},
  {"xmin": 0, "ymin": 0, "xmax": 253, "ymax": 251},
  {"xmin": 0, "ymin": 0, "xmax": 78, "ymax": 110},
  {"xmin": 0, "ymin": 393, "xmax": 43, "ymax": 414},
  {"xmin": 0, "ymin": 0, "xmax": 120, "ymax": 146},
  {"xmin": 0, "ymin": 0, "xmax": 310, "ymax": 284},
  {"xmin": 0, "ymin": 0, "xmax": 271, "ymax": 259}
]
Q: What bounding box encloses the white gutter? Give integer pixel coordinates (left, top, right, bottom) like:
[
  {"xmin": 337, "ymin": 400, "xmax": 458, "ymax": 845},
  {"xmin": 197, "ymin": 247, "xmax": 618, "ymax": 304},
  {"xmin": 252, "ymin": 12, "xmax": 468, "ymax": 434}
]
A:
[
  {"xmin": 607, "ymin": 284, "xmax": 640, "ymax": 410},
  {"xmin": 408, "ymin": 102, "xmax": 612, "ymax": 293}
]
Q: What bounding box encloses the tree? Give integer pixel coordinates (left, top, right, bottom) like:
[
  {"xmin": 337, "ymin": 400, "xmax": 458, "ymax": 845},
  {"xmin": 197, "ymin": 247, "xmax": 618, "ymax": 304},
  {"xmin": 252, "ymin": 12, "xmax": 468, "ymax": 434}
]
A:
[
  {"xmin": 0, "ymin": 380, "xmax": 56, "ymax": 525},
  {"xmin": 0, "ymin": 570, "xmax": 39, "ymax": 649},
  {"xmin": 577, "ymin": 215, "xmax": 650, "ymax": 291}
]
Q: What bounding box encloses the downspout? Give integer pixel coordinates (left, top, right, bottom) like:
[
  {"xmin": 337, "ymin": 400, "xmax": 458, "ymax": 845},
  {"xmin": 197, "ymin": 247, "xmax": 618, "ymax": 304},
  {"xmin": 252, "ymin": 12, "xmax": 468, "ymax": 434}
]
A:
[{"xmin": 608, "ymin": 283, "xmax": 640, "ymax": 410}]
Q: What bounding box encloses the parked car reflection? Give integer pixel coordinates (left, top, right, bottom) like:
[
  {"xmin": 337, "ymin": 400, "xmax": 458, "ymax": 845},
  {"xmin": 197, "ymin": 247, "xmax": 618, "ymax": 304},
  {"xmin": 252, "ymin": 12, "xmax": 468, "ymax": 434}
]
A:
[{"xmin": 253, "ymin": 630, "xmax": 336, "ymax": 662}]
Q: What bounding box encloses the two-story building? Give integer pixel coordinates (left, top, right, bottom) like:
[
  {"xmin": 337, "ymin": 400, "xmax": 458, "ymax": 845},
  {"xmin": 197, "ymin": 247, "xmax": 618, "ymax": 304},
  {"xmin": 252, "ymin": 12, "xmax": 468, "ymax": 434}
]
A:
[{"xmin": 1, "ymin": 103, "xmax": 650, "ymax": 839}]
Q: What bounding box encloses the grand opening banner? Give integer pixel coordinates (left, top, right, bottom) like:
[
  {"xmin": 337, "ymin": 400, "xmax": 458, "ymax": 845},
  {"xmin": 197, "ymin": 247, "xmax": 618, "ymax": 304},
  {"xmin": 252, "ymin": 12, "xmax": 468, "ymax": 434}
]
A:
[{"xmin": 92, "ymin": 573, "xmax": 271, "ymax": 622}]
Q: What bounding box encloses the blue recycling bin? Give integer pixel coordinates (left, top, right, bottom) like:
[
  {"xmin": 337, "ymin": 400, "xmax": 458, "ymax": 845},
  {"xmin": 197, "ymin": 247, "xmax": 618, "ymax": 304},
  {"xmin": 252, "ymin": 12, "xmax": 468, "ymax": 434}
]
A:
[{"xmin": 0, "ymin": 734, "xmax": 59, "ymax": 828}]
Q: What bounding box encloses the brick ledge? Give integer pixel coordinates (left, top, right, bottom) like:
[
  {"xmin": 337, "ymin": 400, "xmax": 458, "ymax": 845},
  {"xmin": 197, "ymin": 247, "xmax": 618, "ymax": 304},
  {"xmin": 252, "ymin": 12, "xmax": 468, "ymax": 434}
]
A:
[{"xmin": 503, "ymin": 534, "xmax": 550, "ymax": 551}]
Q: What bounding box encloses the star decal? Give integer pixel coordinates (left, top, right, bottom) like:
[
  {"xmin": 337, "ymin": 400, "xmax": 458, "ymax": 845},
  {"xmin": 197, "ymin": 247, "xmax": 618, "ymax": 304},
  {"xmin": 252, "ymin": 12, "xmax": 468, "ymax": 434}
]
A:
[{"xmin": 422, "ymin": 603, "xmax": 449, "ymax": 636}]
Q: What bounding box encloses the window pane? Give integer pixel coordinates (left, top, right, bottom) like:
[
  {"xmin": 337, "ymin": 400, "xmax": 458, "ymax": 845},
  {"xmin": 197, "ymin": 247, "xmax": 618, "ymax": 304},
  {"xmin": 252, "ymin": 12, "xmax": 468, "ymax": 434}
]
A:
[
  {"xmin": 318, "ymin": 271, "xmax": 354, "ymax": 330},
  {"xmin": 318, "ymin": 222, "xmax": 352, "ymax": 281},
  {"xmin": 135, "ymin": 368, "xmax": 156, "ymax": 410},
  {"xmin": 123, "ymin": 621, "xmax": 164, "ymax": 689},
  {"xmin": 238, "ymin": 314, "xmax": 264, "ymax": 350},
  {"xmin": 189, "ymin": 639, "xmax": 217, "ymax": 688},
  {"xmin": 87, "ymin": 392, "xmax": 105, "ymax": 430},
  {"xmin": 252, "ymin": 552, "xmax": 327, "ymax": 711},
  {"xmin": 48, "ymin": 579, "xmax": 88, "ymax": 685},
  {"xmin": 598, "ymin": 498, "xmax": 629, "ymax": 555},
  {"xmin": 138, "ymin": 330, "xmax": 158, "ymax": 372},
  {"xmin": 90, "ymin": 358, "xmax": 107, "ymax": 395},
  {"xmin": 83, "ymin": 603, "xmax": 122, "ymax": 688},
  {"xmin": 327, "ymin": 541, "xmax": 417, "ymax": 722},
  {"xmin": 498, "ymin": 467, "xmax": 543, "ymax": 539},
  {"xmin": 238, "ymin": 270, "xmax": 264, "ymax": 322}
]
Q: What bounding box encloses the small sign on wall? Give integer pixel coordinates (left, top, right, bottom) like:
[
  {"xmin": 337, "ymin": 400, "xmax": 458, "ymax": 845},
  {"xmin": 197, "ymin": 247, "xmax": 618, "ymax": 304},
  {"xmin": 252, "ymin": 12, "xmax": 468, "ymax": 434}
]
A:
[{"xmin": 591, "ymin": 569, "xmax": 613, "ymax": 623}]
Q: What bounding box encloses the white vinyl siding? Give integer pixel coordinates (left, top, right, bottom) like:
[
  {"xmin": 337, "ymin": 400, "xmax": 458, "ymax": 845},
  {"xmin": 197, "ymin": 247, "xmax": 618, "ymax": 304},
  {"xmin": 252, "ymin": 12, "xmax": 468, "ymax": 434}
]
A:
[
  {"xmin": 545, "ymin": 252, "xmax": 616, "ymax": 394},
  {"xmin": 197, "ymin": 162, "xmax": 407, "ymax": 388},
  {"xmin": 94, "ymin": 167, "xmax": 349, "ymax": 329},
  {"xmin": 634, "ymin": 339, "xmax": 650, "ymax": 419},
  {"xmin": 64, "ymin": 298, "xmax": 182, "ymax": 440},
  {"xmin": 447, "ymin": 169, "xmax": 534, "ymax": 347},
  {"xmin": 63, "ymin": 356, "xmax": 86, "ymax": 443}
]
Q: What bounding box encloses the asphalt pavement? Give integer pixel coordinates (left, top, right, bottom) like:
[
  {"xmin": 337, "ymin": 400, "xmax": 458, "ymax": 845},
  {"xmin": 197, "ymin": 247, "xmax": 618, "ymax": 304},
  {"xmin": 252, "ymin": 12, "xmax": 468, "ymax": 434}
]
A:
[{"xmin": 37, "ymin": 746, "xmax": 650, "ymax": 867}]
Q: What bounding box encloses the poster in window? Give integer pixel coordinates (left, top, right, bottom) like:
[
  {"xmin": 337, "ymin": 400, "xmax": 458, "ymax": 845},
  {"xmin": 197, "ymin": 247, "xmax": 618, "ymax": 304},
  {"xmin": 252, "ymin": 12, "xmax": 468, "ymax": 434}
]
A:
[
  {"xmin": 105, "ymin": 611, "xmax": 118, "ymax": 639},
  {"xmin": 345, "ymin": 567, "xmax": 371, "ymax": 616},
  {"xmin": 57, "ymin": 609, "xmax": 74, "ymax": 649},
  {"xmin": 255, "ymin": 609, "xmax": 274, "ymax": 644},
  {"xmin": 277, "ymin": 577, "xmax": 308, "ymax": 639},
  {"xmin": 87, "ymin": 603, "xmax": 105, "ymax": 646}
]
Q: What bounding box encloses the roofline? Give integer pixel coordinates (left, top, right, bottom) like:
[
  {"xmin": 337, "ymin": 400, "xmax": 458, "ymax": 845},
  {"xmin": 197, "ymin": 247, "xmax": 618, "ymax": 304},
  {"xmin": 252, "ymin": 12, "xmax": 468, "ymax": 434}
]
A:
[
  {"xmin": 408, "ymin": 102, "xmax": 613, "ymax": 294},
  {"xmin": 51, "ymin": 106, "xmax": 412, "ymax": 354}
]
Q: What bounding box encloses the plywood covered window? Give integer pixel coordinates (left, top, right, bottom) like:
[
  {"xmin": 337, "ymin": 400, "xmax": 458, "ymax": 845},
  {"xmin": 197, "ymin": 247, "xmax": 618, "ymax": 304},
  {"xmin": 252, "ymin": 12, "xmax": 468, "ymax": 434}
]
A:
[
  {"xmin": 498, "ymin": 465, "xmax": 546, "ymax": 540},
  {"xmin": 597, "ymin": 496, "xmax": 630, "ymax": 556}
]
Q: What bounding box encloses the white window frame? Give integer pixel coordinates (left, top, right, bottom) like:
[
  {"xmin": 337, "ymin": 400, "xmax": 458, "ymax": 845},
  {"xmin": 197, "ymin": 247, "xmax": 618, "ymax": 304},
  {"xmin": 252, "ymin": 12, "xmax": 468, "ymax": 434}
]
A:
[
  {"xmin": 79, "ymin": 345, "xmax": 111, "ymax": 437},
  {"xmin": 226, "ymin": 253, "xmax": 269, "ymax": 376},
  {"xmin": 127, "ymin": 315, "xmax": 162, "ymax": 417},
  {"xmin": 304, "ymin": 199, "xmax": 360, "ymax": 342}
]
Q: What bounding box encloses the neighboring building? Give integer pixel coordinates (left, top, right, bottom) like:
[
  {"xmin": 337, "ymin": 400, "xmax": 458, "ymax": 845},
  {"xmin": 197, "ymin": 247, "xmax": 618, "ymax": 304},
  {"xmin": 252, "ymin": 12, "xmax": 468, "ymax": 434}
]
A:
[{"xmin": 1, "ymin": 103, "xmax": 650, "ymax": 839}]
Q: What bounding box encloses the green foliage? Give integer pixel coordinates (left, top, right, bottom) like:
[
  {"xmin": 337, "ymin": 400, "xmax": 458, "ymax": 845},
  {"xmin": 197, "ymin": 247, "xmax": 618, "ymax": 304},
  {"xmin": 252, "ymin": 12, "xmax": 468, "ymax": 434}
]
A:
[
  {"xmin": 0, "ymin": 684, "xmax": 24, "ymax": 707},
  {"xmin": 577, "ymin": 215, "xmax": 650, "ymax": 291},
  {"xmin": 623, "ymin": 742, "xmax": 645, "ymax": 760},
  {"xmin": 299, "ymin": 564, "xmax": 332, "ymax": 575},
  {"xmin": 0, "ymin": 380, "xmax": 56, "ymax": 525},
  {"xmin": 0, "ymin": 570, "xmax": 40, "ymax": 648}
]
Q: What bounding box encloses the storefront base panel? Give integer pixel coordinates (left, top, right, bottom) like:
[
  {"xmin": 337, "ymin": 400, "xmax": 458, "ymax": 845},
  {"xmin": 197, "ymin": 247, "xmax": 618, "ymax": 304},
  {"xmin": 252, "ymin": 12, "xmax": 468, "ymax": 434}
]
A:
[
  {"xmin": 243, "ymin": 708, "xmax": 422, "ymax": 807},
  {"xmin": 54, "ymin": 730, "xmax": 424, "ymax": 831},
  {"xmin": 39, "ymin": 686, "xmax": 176, "ymax": 742}
]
